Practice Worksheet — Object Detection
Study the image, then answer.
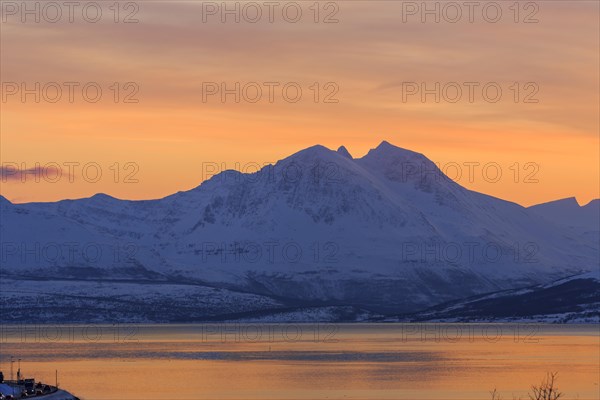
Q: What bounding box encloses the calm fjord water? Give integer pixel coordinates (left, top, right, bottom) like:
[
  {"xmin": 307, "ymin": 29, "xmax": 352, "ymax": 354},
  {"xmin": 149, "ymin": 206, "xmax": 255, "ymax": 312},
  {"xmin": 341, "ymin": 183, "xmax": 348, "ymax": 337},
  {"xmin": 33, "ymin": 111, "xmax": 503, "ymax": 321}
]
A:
[{"xmin": 1, "ymin": 324, "xmax": 598, "ymax": 399}]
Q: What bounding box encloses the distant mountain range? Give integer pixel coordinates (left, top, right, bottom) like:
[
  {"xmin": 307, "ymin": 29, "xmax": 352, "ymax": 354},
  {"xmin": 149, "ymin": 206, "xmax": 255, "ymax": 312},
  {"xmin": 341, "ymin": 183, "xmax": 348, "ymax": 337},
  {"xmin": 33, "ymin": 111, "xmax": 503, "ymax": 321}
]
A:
[{"xmin": 1, "ymin": 141, "xmax": 598, "ymax": 322}]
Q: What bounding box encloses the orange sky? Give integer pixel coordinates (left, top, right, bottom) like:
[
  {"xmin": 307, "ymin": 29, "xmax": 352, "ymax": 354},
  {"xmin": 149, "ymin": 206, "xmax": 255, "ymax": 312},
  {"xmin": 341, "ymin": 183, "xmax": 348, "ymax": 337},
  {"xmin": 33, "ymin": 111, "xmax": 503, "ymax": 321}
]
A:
[{"xmin": 1, "ymin": 1, "xmax": 598, "ymax": 206}]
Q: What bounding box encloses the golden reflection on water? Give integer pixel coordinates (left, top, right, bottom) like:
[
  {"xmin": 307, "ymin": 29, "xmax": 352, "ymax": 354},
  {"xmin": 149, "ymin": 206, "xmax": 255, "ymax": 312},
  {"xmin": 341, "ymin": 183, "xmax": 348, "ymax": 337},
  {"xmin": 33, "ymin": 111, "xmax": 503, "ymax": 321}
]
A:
[{"xmin": 1, "ymin": 324, "xmax": 598, "ymax": 399}]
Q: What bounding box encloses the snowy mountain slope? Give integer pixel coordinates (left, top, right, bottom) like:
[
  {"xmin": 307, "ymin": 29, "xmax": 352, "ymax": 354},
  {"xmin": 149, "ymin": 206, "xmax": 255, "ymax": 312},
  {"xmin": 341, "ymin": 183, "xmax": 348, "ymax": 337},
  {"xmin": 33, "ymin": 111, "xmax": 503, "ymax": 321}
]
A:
[
  {"xmin": 1, "ymin": 142, "xmax": 598, "ymax": 319},
  {"xmin": 527, "ymin": 197, "xmax": 599, "ymax": 258},
  {"xmin": 528, "ymin": 197, "xmax": 599, "ymax": 230},
  {"xmin": 0, "ymin": 195, "xmax": 170, "ymax": 278},
  {"xmin": 395, "ymin": 271, "xmax": 600, "ymax": 323},
  {"xmin": 0, "ymin": 277, "xmax": 286, "ymax": 323}
]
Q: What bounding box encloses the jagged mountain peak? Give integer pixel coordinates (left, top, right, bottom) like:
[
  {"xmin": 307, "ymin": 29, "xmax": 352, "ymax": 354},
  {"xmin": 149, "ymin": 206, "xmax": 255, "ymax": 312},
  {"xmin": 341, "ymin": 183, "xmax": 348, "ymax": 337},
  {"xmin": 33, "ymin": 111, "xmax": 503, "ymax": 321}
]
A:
[
  {"xmin": 357, "ymin": 141, "xmax": 451, "ymax": 190},
  {"xmin": 195, "ymin": 141, "xmax": 439, "ymax": 194},
  {"xmin": 283, "ymin": 144, "xmax": 346, "ymax": 163},
  {"xmin": 363, "ymin": 140, "xmax": 427, "ymax": 160},
  {"xmin": 337, "ymin": 145, "xmax": 353, "ymax": 159},
  {"xmin": 529, "ymin": 196, "xmax": 599, "ymax": 231},
  {"xmin": 270, "ymin": 144, "xmax": 364, "ymax": 182}
]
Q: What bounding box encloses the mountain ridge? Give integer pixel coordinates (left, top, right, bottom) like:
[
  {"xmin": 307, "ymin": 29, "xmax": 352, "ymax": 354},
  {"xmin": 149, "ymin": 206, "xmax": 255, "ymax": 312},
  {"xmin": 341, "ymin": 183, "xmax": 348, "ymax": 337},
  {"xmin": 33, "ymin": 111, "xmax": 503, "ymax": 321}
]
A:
[
  {"xmin": 1, "ymin": 142, "xmax": 598, "ymax": 321},
  {"xmin": 2, "ymin": 142, "xmax": 596, "ymax": 208}
]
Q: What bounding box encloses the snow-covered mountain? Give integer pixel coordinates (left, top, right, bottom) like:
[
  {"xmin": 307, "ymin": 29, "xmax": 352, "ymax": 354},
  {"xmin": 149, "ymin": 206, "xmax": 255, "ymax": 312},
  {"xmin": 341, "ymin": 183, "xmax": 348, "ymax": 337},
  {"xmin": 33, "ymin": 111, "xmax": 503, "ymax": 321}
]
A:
[
  {"xmin": 1, "ymin": 142, "xmax": 598, "ymax": 321},
  {"xmin": 395, "ymin": 271, "xmax": 600, "ymax": 323},
  {"xmin": 529, "ymin": 197, "xmax": 599, "ymax": 233},
  {"xmin": 528, "ymin": 197, "xmax": 599, "ymax": 251}
]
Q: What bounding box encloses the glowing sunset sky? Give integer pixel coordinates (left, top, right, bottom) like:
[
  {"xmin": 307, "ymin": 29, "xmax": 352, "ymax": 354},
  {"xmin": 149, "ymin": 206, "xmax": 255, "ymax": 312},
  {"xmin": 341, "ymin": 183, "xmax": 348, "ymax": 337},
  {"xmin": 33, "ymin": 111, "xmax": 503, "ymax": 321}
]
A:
[{"xmin": 1, "ymin": 1, "xmax": 598, "ymax": 206}]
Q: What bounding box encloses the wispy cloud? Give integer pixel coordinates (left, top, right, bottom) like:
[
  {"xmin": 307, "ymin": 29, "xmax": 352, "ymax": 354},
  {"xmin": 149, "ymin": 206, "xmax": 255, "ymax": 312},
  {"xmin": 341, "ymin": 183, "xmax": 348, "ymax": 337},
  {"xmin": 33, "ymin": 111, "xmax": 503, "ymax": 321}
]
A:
[{"xmin": 1, "ymin": 165, "xmax": 67, "ymax": 182}]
